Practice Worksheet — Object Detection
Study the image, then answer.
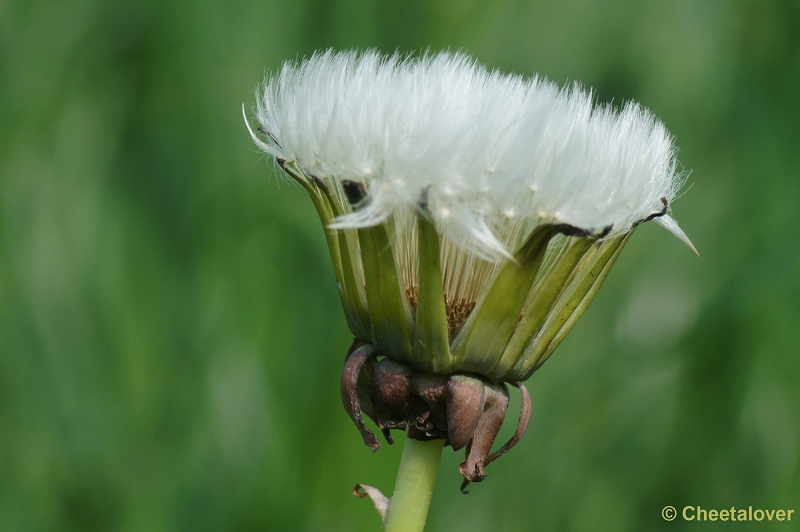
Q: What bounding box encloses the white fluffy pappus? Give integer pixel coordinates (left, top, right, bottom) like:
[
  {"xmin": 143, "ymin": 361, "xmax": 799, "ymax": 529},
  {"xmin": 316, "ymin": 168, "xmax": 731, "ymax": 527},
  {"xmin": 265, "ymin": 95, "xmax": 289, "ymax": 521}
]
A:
[{"xmin": 247, "ymin": 49, "xmax": 695, "ymax": 261}]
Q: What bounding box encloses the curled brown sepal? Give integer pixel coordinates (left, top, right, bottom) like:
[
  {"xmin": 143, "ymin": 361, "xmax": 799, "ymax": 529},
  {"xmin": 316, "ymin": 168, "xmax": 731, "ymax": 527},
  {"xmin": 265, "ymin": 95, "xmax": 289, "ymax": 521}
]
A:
[
  {"xmin": 345, "ymin": 338, "xmax": 367, "ymax": 360},
  {"xmin": 368, "ymin": 358, "xmax": 414, "ymax": 445},
  {"xmin": 341, "ymin": 343, "xmax": 381, "ymax": 452},
  {"xmin": 446, "ymin": 375, "xmax": 486, "ymax": 451},
  {"xmin": 458, "ymin": 382, "xmax": 509, "ymax": 492},
  {"xmin": 408, "ymin": 373, "xmax": 449, "ymax": 441},
  {"xmin": 354, "ymin": 484, "xmax": 391, "ymax": 530},
  {"xmin": 485, "ymin": 382, "xmax": 532, "ymax": 466}
]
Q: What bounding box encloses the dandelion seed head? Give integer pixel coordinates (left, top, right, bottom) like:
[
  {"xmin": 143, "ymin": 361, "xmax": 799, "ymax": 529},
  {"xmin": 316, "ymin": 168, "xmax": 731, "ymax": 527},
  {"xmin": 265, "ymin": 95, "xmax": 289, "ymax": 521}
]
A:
[{"xmin": 251, "ymin": 49, "xmax": 690, "ymax": 260}]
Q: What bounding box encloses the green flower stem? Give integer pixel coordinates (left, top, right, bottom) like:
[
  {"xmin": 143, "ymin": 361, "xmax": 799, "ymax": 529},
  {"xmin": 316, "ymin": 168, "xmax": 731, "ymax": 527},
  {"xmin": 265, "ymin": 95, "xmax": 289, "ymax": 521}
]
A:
[{"xmin": 384, "ymin": 436, "xmax": 445, "ymax": 532}]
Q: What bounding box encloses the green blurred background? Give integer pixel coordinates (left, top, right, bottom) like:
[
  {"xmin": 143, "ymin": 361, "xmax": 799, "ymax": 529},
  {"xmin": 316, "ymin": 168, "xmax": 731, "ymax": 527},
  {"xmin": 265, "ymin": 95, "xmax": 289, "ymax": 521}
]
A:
[{"xmin": 1, "ymin": 0, "xmax": 799, "ymax": 530}]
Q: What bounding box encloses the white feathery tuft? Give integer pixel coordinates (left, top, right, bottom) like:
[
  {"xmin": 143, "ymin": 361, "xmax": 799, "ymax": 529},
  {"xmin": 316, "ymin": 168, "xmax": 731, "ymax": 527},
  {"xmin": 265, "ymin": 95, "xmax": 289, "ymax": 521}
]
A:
[{"xmin": 251, "ymin": 49, "xmax": 692, "ymax": 261}]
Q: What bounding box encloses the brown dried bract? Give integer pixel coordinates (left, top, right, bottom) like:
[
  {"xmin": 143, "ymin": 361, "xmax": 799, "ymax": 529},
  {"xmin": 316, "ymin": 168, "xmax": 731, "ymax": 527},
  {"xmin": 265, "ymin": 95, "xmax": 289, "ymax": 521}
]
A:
[{"xmin": 341, "ymin": 342, "xmax": 533, "ymax": 490}]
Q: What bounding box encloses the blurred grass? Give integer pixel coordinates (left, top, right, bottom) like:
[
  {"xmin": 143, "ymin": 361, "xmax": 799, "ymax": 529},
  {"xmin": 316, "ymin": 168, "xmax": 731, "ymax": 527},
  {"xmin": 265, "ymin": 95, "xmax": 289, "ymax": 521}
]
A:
[{"xmin": 1, "ymin": 0, "xmax": 799, "ymax": 530}]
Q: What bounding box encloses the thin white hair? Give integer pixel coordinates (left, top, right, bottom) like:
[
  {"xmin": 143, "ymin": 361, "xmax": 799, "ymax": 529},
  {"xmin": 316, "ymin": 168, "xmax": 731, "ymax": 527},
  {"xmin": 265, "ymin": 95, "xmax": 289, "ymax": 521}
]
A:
[{"xmin": 250, "ymin": 49, "xmax": 692, "ymax": 260}]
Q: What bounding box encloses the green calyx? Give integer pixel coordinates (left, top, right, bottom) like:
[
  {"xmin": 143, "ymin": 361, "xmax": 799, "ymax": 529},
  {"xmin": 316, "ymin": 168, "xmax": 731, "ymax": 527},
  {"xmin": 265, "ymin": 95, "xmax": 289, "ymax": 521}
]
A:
[
  {"xmin": 358, "ymin": 220, "xmax": 415, "ymax": 362},
  {"xmin": 449, "ymin": 224, "xmax": 588, "ymax": 377},
  {"xmin": 411, "ymin": 211, "xmax": 452, "ymax": 373},
  {"xmin": 282, "ymin": 164, "xmax": 633, "ymax": 383},
  {"xmin": 281, "ymin": 161, "xmax": 371, "ymax": 341}
]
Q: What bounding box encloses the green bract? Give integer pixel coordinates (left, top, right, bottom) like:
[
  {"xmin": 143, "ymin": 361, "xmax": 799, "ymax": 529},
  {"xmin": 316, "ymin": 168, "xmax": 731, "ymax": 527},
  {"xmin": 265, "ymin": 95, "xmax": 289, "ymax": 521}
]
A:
[{"xmin": 278, "ymin": 160, "xmax": 638, "ymax": 384}]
